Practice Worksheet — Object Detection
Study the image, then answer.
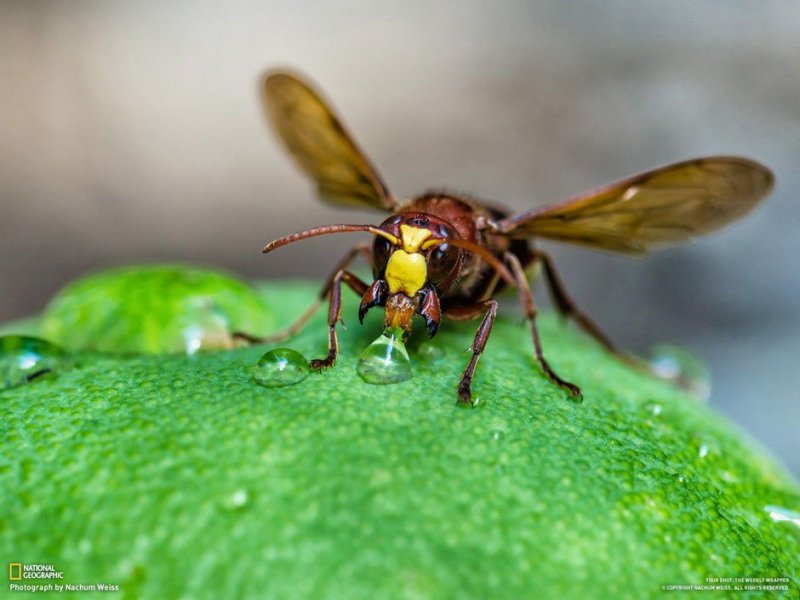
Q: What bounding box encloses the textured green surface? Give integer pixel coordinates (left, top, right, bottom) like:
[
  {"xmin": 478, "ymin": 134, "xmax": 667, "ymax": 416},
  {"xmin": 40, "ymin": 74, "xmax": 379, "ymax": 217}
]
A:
[
  {"xmin": 39, "ymin": 264, "xmax": 274, "ymax": 354},
  {"xmin": 1, "ymin": 272, "xmax": 799, "ymax": 599}
]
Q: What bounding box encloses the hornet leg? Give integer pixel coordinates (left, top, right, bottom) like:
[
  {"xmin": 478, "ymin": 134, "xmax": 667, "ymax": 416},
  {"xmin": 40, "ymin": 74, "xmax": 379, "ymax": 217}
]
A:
[
  {"xmin": 309, "ymin": 269, "xmax": 369, "ymax": 370},
  {"xmin": 445, "ymin": 299, "xmax": 498, "ymax": 406},
  {"xmin": 533, "ymin": 248, "xmax": 617, "ymax": 353},
  {"xmin": 534, "ymin": 249, "xmax": 650, "ymax": 372},
  {"xmin": 506, "ymin": 252, "xmax": 582, "ymax": 400},
  {"xmin": 234, "ymin": 242, "xmax": 371, "ymax": 344}
]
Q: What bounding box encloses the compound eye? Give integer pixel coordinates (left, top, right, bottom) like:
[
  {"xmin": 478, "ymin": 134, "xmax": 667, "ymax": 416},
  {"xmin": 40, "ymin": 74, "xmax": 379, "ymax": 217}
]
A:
[
  {"xmin": 427, "ymin": 243, "xmax": 459, "ymax": 285},
  {"xmin": 429, "ymin": 244, "xmax": 448, "ymax": 264},
  {"xmin": 373, "ymin": 236, "xmax": 393, "ymax": 273}
]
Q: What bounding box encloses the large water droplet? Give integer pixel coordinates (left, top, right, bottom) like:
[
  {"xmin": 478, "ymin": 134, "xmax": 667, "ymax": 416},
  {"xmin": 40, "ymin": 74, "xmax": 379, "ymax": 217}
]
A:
[
  {"xmin": 253, "ymin": 348, "xmax": 309, "ymax": 387},
  {"xmin": 0, "ymin": 335, "xmax": 67, "ymax": 390},
  {"xmin": 357, "ymin": 327, "xmax": 412, "ymax": 385},
  {"xmin": 649, "ymin": 344, "xmax": 711, "ymax": 401}
]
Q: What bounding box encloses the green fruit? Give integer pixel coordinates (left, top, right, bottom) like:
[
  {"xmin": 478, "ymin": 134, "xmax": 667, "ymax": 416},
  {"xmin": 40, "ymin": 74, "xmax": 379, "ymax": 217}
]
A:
[
  {"xmin": 39, "ymin": 264, "xmax": 274, "ymax": 355},
  {"xmin": 1, "ymin": 268, "xmax": 798, "ymax": 599}
]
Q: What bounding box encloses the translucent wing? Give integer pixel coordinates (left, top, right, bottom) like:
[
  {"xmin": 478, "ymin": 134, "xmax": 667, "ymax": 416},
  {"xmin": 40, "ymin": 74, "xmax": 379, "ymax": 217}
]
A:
[
  {"xmin": 263, "ymin": 70, "xmax": 396, "ymax": 211},
  {"xmin": 497, "ymin": 157, "xmax": 773, "ymax": 253}
]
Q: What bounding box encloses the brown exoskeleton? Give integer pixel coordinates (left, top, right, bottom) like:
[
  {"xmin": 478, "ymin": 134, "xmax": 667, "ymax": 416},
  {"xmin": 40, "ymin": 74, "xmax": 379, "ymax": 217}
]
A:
[{"xmin": 239, "ymin": 69, "xmax": 773, "ymax": 405}]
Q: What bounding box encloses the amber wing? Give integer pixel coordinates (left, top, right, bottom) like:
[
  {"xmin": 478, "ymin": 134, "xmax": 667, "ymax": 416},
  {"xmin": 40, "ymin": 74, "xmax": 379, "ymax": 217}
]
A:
[
  {"xmin": 262, "ymin": 70, "xmax": 395, "ymax": 211},
  {"xmin": 497, "ymin": 157, "xmax": 773, "ymax": 253}
]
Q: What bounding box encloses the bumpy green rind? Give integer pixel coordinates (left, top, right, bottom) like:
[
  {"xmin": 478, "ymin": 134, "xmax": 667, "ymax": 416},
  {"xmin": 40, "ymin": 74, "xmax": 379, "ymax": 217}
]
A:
[
  {"xmin": 39, "ymin": 264, "xmax": 274, "ymax": 354},
  {"xmin": 1, "ymin": 274, "xmax": 798, "ymax": 599}
]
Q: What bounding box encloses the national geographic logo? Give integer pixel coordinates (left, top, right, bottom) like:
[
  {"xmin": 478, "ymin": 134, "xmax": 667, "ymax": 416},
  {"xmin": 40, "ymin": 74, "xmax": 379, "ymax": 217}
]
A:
[
  {"xmin": 8, "ymin": 563, "xmax": 65, "ymax": 580},
  {"xmin": 7, "ymin": 562, "xmax": 120, "ymax": 593}
]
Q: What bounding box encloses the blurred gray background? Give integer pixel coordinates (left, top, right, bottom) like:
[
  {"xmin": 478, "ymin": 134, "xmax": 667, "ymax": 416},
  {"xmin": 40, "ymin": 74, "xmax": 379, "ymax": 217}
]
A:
[{"xmin": 1, "ymin": 1, "xmax": 798, "ymax": 475}]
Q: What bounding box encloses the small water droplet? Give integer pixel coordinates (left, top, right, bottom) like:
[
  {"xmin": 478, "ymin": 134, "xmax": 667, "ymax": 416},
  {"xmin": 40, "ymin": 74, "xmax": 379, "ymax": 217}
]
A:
[
  {"xmin": 0, "ymin": 336, "xmax": 68, "ymax": 390},
  {"xmin": 649, "ymin": 344, "xmax": 711, "ymax": 401},
  {"xmin": 698, "ymin": 444, "xmax": 709, "ymax": 459},
  {"xmin": 490, "ymin": 429, "xmax": 504, "ymax": 441},
  {"xmin": 220, "ymin": 489, "xmax": 249, "ymax": 510},
  {"xmin": 357, "ymin": 328, "xmax": 412, "ymax": 385},
  {"xmin": 415, "ymin": 344, "xmax": 444, "ymax": 362},
  {"xmin": 765, "ymin": 505, "xmax": 800, "ymax": 528},
  {"xmin": 647, "ymin": 403, "xmax": 663, "ymax": 417},
  {"xmin": 253, "ymin": 348, "xmax": 309, "ymax": 387}
]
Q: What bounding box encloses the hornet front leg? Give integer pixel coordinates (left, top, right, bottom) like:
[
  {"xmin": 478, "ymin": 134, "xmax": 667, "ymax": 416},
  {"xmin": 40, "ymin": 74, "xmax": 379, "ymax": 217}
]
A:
[
  {"xmin": 444, "ymin": 299, "xmax": 498, "ymax": 406},
  {"xmin": 310, "ymin": 269, "xmax": 369, "ymax": 370},
  {"xmin": 234, "ymin": 243, "xmax": 371, "ymax": 345}
]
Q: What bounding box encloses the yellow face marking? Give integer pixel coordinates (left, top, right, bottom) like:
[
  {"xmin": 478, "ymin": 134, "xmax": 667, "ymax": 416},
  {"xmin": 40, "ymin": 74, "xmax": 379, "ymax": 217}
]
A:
[
  {"xmin": 385, "ymin": 250, "xmax": 427, "ymax": 296},
  {"xmin": 399, "ymin": 225, "xmax": 431, "ymax": 253}
]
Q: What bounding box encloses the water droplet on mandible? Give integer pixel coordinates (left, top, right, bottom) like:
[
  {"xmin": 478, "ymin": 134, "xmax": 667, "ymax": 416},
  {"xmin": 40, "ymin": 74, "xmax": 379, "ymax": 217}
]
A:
[
  {"xmin": 0, "ymin": 335, "xmax": 67, "ymax": 391},
  {"xmin": 357, "ymin": 328, "xmax": 412, "ymax": 385},
  {"xmin": 253, "ymin": 348, "xmax": 309, "ymax": 388}
]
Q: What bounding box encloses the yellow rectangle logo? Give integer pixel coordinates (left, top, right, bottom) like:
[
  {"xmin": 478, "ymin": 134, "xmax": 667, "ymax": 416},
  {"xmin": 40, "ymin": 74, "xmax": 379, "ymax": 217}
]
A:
[{"xmin": 9, "ymin": 563, "xmax": 22, "ymax": 580}]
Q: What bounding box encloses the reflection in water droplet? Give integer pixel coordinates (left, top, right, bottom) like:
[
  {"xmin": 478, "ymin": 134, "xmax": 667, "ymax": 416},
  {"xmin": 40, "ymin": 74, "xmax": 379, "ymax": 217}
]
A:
[
  {"xmin": 765, "ymin": 505, "xmax": 800, "ymax": 528},
  {"xmin": 253, "ymin": 348, "xmax": 309, "ymax": 388},
  {"xmin": 0, "ymin": 336, "xmax": 68, "ymax": 391},
  {"xmin": 649, "ymin": 344, "xmax": 711, "ymax": 401},
  {"xmin": 357, "ymin": 327, "xmax": 412, "ymax": 385},
  {"xmin": 221, "ymin": 489, "xmax": 249, "ymax": 510}
]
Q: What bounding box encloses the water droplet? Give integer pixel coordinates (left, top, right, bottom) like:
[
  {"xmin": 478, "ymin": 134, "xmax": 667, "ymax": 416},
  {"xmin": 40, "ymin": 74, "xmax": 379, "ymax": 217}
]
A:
[
  {"xmin": 253, "ymin": 348, "xmax": 309, "ymax": 387},
  {"xmin": 181, "ymin": 297, "xmax": 235, "ymax": 355},
  {"xmin": 220, "ymin": 489, "xmax": 249, "ymax": 510},
  {"xmin": 649, "ymin": 344, "xmax": 711, "ymax": 401},
  {"xmin": 415, "ymin": 343, "xmax": 444, "ymax": 362},
  {"xmin": 0, "ymin": 336, "xmax": 68, "ymax": 390},
  {"xmin": 698, "ymin": 444, "xmax": 709, "ymax": 459},
  {"xmin": 490, "ymin": 429, "xmax": 505, "ymax": 441},
  {"xmin": 765, "ymin": 505, "xmax": 800, "ymax": 528},
  {"xmin": 357, "ymin": 327, "xmax": 412, "ymax": 385},
  {"xmin": 647, "ymin": 403, "xmax": 663, "ymax": 417}
]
